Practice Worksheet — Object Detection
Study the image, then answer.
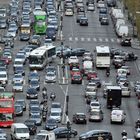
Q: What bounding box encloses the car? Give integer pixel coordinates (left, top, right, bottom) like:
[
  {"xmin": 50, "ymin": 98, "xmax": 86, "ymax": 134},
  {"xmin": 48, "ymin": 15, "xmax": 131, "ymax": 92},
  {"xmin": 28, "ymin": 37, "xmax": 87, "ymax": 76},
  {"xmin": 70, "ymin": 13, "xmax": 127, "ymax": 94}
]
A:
[
  {"xmin": 103, "ymin": 82, "xmax": 113, "ymax": 98},
  {"xmin": 89, "ymin": 100, "xmax": 101, "ymax": 111},
  {"xmin": 65, "ymin": 8, "xmax": 74, "ymax": 16},
  {"xmin": 0, "ymin": 56, "xmax": 11, "ymax": 65},
  {"xmin": 51, "ymin": 102, "xmax": 62, "ymax": 114},
  {"xmin": 12, "ymin": 74, "xmax": 24, "ymax": 84},
  {"xmin": 19, "ymin": 32, "xmax": 30, "ymax": 41},
  {"xmin": 79, "ymin": 130, "xmax": 113, "ymax": 140},
  {"xmin": 29, "ymin": 79, "xmax": 40, "ymax": 91},
  {"xmin": 0, "ymin": 71, "xmax": 8, "ymax": 86},
  {"xmin": 117, "ymin": 77, "xmax": 129, "ymax": 87},
  {"xmin": 79, "ymin": 17, "xmax": 88, "ymax": 26},
  {"xmin": 29, "ymin": 35, "xmax": 41, "ymax": 46},
  {"xmin": 15, "ymin": 99, "xmax": 26, "ymax": 111},
  {"xmin": 2, "ymin": 51, "xmax": 12, "ymax": 62},
  {"xmin": 14, "ymin": 66, "xmax": 25, "ymax": 76},
  {"xmin": 45, "ymin": 72, "xmax": 56, "ymax": 83},
  {"xmin": 0, "ymin": 66, "xmax": 6, "ymax": 72},
  {"xmin": 85, "ymin": 82, "xmax": 97, "ymax": 94},
  {"xmin": 76, "ymin": 12, "xmax": 86, "ymax": 23},
  {"xmin": 97, "ymin": 0, "xmax": 105, "ymax": 8},
  {"xmin": 28, "ymin": 71, "xmax": 40, "ymax": 82},
  {"xmin": 135, "ymin": 86, "xmax": 140, "ymax": 97},
  {"xmin": 86, "ymin": 94, "xmax": 97, "ymax": 104},
  {"xmin": 107, "ymin": 0, "xmax": 116, "ymax": 7},
  {"xmin": 46, "ymin": 25, "xmax": 56, "ymax": 41},
  {"xmin": 0, "ymin": 129, "xmax": 7, "ymax": 139},
  {"xmin": 121, "ymin": 66, "xmax": 130, "ymax": 75},
  {"xmin": 71, "ymin": 74, "xmax": 82, "ymax": 84},
  {"xmin": 53, "ymin": 127, "xmax": 78, "ymax": 138},
  {"xmin": 49, "ymin": 111, "xmax": 62, "ymax": 123},
  {"xmin": 44, "ymin": 38, "xmax": 53, "ymax": 46},
  {"xmin": 45, "ymin": 118, "xmax": 58, "ymax": 130},
  {"xmin": 14, "ymin": 104, "xmax": 23, "ymax": 116},
  {"xmin": 70, "ymin": 48, "xmax": 86, "ymax": 56},
  {"xmin": 68, "ymin": 56, "xmax": 79, "ymax": 64},
  {"xmin": 87, "ymin": 3, "xmax": 95, "ymax": 11},
  {"xmin": 120, "ymin": 37, "xmax": 131, "ymax": 46},
  {"xmin": 24, "ymin": 47, "xmax": 32, "ymax": 58},
  {"xmin": 56, "ymin": 46, "xmax": 71, "ymax": 58},
  {"xmin": 0, "ymin": 18, "xmax": 7, "ymax": 29},
  {"xmin": 26, "ymin": 87, "xmax": 38, "ymax": 99},
  {"xmin": 12, "ymin": 82, "xmax": 23, "ymax": 92},
  {"xmin": 89, "ymin": 109, "xmax": 103, "ymax": 122},
  {"xmin": 73, "ymin": 113, "xmax": 87, "ymax": 124},
  {"xmin": 45, "ymin": 65, "xmax": 56, "ymax": 74},
  {"xmin": 100, "ymin": 17, "xmax": 109, "ymax": 25},
  {"xmin": 70, "ymin": 67, "xmax": 81, "ymax": 76},
  {"xmin": 6, "ymin": 28, "xmax": 17, "ymax": 38},
  {"xmin": 110, "ymin": 108, "xmax": 126, "ymax": 124},
  {"xmin": 117, "ymin": 68, "xmax": 127, "ymax": 77},
  {"xmin": 30, "ymin": 114, "xmax": 42, "ymax": 126},
  {"xmin": 49, "ymin": 20, "xmax": 58, "ymax": 31},
  {"xmin": 24, "ymin": 119, "xmax": 37, "ymax": 135},
  {"xmin": 13, "ymin": 59, "xmax": 24, "ymax": 68},
  {"xmin": 82, "ymin": 52, "xmax": 93, "ymax": 61},
  {"xmin": 113, "ymin": 59, "xmax": 125, "ymax": 69},
  {"xmin": 15, "ymin": 53, "xmax": 26, "ymax": 64},
  {"xmin": 120, "ymin": 85, "xmax": 131, "ymax": 97},
  {"xmin": 89, "ymin": 78, "xmax": 101, "ymax": 88},
  {"xmin": 29, "ymin": 105, "xmax": 41, "ymax": 116},
  {"xmin": 134, "ymin": 81, "xmax": 140, "ymax": 92},
  {"xmin": 29, "ymin": 100, "xmax": 40, "ymax": 108},
  {"xmin": 87, "ymin": 71, "xmax": 97, "ymax": 80}
]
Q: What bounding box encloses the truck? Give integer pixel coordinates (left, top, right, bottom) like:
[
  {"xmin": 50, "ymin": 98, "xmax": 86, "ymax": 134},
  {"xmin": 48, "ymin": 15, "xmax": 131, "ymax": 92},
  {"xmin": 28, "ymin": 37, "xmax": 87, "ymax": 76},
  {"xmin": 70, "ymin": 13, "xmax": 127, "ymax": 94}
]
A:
[{"xmin": 106, "ymin": 86, "xmax": 122, "ymax": 109}]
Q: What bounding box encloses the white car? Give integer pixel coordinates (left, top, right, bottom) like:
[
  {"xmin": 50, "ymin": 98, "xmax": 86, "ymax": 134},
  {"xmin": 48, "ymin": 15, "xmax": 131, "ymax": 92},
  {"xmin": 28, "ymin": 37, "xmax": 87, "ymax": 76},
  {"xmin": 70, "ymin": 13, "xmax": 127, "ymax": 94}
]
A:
[
  {"xmin": 12, "ymin": 74, "xmax": 24, "ymax": 84},
  {"xmin": 12, "ymin": 82, "xmax": 23, "ymax": 92},
  {"xmin": 121, "ymin": 66, "xmax": 130, "ymax": 75},
  {"xmin": 7, "ymin": 29, "xmax": 16, "ymax": 38},
  {"xmin": 49, "ymin": 111, "xmax": 61, "ymax": 123},
  {"xmin": 0, "ymin": 71, "xmax": 8, "ymax": 86},
  {"xmin": 68, "ymin": 56, "xmax": 79, "ymax": 64},
  {"xmin": 87, "ymin": 4, "xmax": 95, "ymax": 11},
  {"xmin": 117, "ymin": 68, "xmax": 127, "ymax": 77},
  {"xmin": 110, "ymin": 109, "xmax": 126, "ymax": 124},
  {"xmin": 44, "ymin": 39, "xmax": 53, "ymax": 46},
  {"xmin": 89, "ymin": 101, "xmax": 101, "ymax": 111},
  {"xmin": 85, "ymin": 87, "xmax": 97, "ymax": 97},
  {"xmin": 65, "ymin": 9, "xmax": 74, "ymax": 16},
  {"xmin": 45, "ymin": 72, "xmax": 56, "ymax": 83},
  {"xmin": 97, "ymin": 1, "xmax": 105, "ymax": 8},
  {"xmin": 120, "ymin": 85, "xmax": 131, "ymax": 97},
  {"xmin": 50, "ymin": 102, "xmax": 62, "ymax": 114}
]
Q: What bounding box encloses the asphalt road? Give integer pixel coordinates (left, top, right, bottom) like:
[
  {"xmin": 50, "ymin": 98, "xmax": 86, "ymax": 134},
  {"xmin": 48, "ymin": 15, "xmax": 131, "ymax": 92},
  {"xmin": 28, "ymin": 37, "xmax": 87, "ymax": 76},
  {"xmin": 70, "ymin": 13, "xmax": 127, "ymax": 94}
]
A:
[{"xmin": 1, "ymin": 0, "xmax": 140, "ymax": 139}]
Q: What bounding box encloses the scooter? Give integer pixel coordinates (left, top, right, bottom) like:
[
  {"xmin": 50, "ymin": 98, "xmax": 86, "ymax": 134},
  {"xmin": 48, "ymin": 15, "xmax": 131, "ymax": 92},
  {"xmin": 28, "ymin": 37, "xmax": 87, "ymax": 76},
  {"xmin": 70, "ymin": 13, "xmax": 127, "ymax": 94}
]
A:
[
  {"xmin": 50, "ymin": 93, "xmax": 56, "ymax": 101},
  {"xmin": 42, "ymin": 112, "xmax": 47, "ymax": 121},
  {"xmin": 106, "ymin": 71, "xmax": 110, "ymax": 77}
]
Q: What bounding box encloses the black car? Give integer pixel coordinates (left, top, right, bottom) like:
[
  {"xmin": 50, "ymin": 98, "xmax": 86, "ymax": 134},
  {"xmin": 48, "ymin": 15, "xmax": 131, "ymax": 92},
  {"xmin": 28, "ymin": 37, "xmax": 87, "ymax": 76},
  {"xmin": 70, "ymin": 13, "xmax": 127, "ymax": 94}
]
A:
[
  {"xmin": 120, "ymin": 37, "xmax": 131, "ymax": 46},
  {"xmin": 45, "ymin": 118, "xmax": 58, "ymax": 130},
  {"xmin": 29, "ymin": 79, "xmax": 40, "ymax": 91},
  {"xmin": 71, "ymin": 48, "xmax": 86, "ymax": 56},
  {"xmin": 76, "ymin": 12, "xmax": 85, "ymax": 23},
  {"xmin": 19, "ymin": 32, "xmax": 30, "ymax": 41},
  {"xmin": 79, "ymin": 130, "xmax": 113, "ymax": 140},
  {"xmin": 73, "ymin": 113, "xmax": 87, "ymax": 124},
  {"xmin": 53, "ymin": 127, "xmax": 78, "ymax": 138},
  {"xmin": 15, "ymin": 99, "xmax": 26, "ymax": 111},
  {"xmin": 79, "ymin": 17, "xmax": 88, "ymax": 26},
  {"xmin": 107, "ymin": 0, "xmax": 116, "ymax": 7},
  {"xmin": 46, "ymin": 26, "xmax": 56, "ymax": 41},
  {"xmin": 14, "ymin": 104, "xmax": 23, "ymax": 116},
  {"xmin": 100, "ymin": 17, "xmax": 109, "ymax": 25},
  {"xmin": 14, "ymin": 66, "xmax": 25, "ymax": 76},
  {"xmin": 26, "ymin": 87, "xmax": 38, "ymax": 99},
  {"xmin": 24, "ymin": 119, "xmax": 37, "ymax": 135}
]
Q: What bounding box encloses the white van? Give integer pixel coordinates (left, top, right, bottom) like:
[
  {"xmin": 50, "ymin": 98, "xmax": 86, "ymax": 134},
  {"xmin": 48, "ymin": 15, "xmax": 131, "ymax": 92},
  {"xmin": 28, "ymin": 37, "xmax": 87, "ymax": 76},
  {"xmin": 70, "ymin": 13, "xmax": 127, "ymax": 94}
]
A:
[
  {"xmin": 11, "ymin": 123, "xmax": 30, "ymax": 140},
  {"xmin": 115, "ymin": 19, "xmax": 125, "ymax": 30},
  {"xmin": 34, "ymin": 130, "xmax": 55, "ymax": 140},
  {"xmin": 83, "ymin": 60, "xmax": 93, "ymax": 75},
  {"xmin": 116, "ymin": 25, "xmax": 129, "ymax": 37},
  {"xmin": 121, "ymin": 85, "xmax": 131, "ymax": 97},
  {"xmin": 0, "ymin": 71, "xmax": 8, "ymax": 86}
]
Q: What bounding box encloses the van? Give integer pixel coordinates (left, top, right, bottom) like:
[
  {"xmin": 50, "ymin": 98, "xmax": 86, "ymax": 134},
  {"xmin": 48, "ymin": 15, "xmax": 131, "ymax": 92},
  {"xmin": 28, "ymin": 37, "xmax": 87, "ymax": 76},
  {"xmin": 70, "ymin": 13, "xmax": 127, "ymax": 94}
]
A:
[
  {"xmin": 0, "ymin": 71, "xmax": 8, "ymax": 86},
  {"xmin": 34, "ymin": 130, "xmax": 55, "ymax": 140},
  {"xmin": 83, "ymin": 60, "xmax": 93, "ymax": 75},
  {"xmin": 121, "ymin": 85, "xmax": 131, "ymax": 97},
  {"xmin": 11, "ymin": 123, "xmax": 30, "ymax": 140},
  {"xmin": 115, "ymin": 19, "xmax": 125, "ymax": 29},
  {"xmin": 116, "ymin": 25, "xmax": 129, "ymax": 37}
]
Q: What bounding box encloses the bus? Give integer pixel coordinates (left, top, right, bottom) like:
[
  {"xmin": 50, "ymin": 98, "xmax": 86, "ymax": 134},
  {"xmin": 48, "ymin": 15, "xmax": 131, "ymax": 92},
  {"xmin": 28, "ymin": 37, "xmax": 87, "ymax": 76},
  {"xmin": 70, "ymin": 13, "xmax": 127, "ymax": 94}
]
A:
[
  {"xmin": 29, "ymin": 45, "xmax": 56, "ymax": 69},
  {"xmin": 20, "ymin": 24, "xmax": 31, "ymax": 34},
  {"xmin": 33, "ymin": 10, "xmax": 47, "ymax": 34},
  {"xmin": 0, "ymin": 92, "xmax": 14, "ymax": 127},
  {"xmin": 95, "ymin": 46, "xmax": 110, "ymax": 68}
]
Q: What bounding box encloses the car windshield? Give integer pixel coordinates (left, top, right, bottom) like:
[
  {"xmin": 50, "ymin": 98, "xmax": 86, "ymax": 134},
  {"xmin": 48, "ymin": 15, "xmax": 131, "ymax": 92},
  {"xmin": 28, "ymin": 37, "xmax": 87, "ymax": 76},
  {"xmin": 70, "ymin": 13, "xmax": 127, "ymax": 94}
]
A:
[
  {"xmin": 51, "ymin": 112, "xmax": 60, "ymax": 116},
  {"xmin": 16, "ymin": 128, "xmax": 29, "ymax": 133},
  {"xmin": 90, "ymin": 111, "xmax": 100, "ymax": 115},
  {"xmin": 31, "ymin": 114, "xmax": 40, "ymax": 118},
  {"xmin": 91, "ymin": 102, "xmax": 99, "ymax": 106},
  {"xmin": 51, "ymin": 104, "xmax": 60, "ymax": 108},
  {"xmin": 47, "ymin": 73, "xmax": 55, "ymax": 76},
  {"xmin": 35, "ymin": 135, "xmax": 46, "ymax": 140},
  {"xmin": 31, "ymin": 106, "xmax": 40, "ymax": 111}
]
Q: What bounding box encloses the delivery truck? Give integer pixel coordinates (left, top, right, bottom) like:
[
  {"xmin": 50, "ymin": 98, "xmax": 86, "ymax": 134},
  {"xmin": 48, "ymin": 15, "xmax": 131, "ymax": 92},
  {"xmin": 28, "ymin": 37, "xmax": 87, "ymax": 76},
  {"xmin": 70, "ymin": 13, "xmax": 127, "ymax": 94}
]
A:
[{"xmin": 106, "ymin": 86, "xmax": 122, "ymax": 109}]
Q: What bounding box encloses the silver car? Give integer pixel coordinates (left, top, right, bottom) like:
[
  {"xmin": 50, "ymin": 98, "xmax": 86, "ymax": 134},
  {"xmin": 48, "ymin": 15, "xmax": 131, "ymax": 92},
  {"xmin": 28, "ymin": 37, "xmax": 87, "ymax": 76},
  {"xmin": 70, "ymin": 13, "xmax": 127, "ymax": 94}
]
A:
[
  {"xmin": 30, "ymin": 114, "xmax": 42, "ymax": 126},
  {"xmin": 45, "ymin": 72, "xmax": 56, "ymax": 83},
  {"xmin": 12, "ymin": 82, "xmax": 23, "ymax": 92},
  {"xmin": 12, "ymin": 74, "xmax": 24, "ymax": 84}
]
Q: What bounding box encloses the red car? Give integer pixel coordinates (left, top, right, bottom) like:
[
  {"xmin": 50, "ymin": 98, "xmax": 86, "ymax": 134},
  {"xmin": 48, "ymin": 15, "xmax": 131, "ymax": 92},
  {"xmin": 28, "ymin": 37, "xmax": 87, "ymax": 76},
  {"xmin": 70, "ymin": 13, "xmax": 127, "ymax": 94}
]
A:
[
  {"xmin": 87, "ymin": 71, "xmax": 97, "ymax": 80},
  {"xmin": 71, "ymin": 74, "xmax": 82, "ymax": 84},
  {"xmin": 69, "ymin": 63, "xmax": 80, "ymax": 70},
  {"xmin": 70, "ymin": 68, "xmax": 81, "ymax": 76},
  {"xmin": 0, "ymin": 56, "xmax": 11, "ymax": 65}
]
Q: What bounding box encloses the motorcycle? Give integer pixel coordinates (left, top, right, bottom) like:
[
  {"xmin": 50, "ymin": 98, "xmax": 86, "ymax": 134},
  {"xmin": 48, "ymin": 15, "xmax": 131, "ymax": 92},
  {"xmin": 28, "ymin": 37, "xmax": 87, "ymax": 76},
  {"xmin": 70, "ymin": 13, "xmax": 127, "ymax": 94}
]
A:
[
  {"xmin": 50, "ymin": 92, "xmax": 56, "ymax": 101},
  {"xmin": 106, "ymin": 71, "xmax": 110, "ymax": 77},
  {"xmin": 42, "ymin": 112, "xmax": 47, "ymax": 121}
]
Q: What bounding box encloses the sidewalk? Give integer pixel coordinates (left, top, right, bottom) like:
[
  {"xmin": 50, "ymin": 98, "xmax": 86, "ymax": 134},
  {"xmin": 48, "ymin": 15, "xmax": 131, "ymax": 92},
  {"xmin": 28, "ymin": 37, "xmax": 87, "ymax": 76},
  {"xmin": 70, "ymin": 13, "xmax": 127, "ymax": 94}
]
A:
[{"xmin": 117, "ymin": 0, "xmax": 140, "ymax": 50}]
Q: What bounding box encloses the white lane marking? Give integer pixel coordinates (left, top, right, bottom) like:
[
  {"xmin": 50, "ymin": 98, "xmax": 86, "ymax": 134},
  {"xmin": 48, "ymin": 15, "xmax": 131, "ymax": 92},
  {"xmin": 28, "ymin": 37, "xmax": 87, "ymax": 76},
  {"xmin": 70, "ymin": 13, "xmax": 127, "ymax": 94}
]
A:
[
  {"xmin": 93, "ymin": 38, "xmax": 97, "ymax": 42},
  {"xmin": 105, "ymin": 38, "xmax": 109, "ymax": 42},
  {"xmin": 75, "ymin": 37, "xmax": 78, "ymax": 41},
  {"xmin": 81, "ymin": 37, "xmax": 85, "ymax": 41},
  {"xmin": 87, "ymin": 37, "xmax": 91, "ymax": 41},
  {"xmin": 99, "ymin": 38, "xmax": 103, "ymax": 42},
  {"xmin": 110, "ymin": 38, "xmax": 114, "ymax": 42},
  {"xmin": 69, "ymin": 37, "xmax": 72, "ymax": 41}
]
